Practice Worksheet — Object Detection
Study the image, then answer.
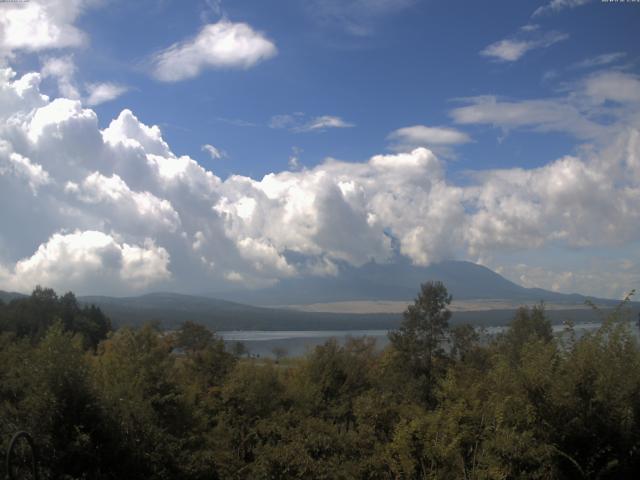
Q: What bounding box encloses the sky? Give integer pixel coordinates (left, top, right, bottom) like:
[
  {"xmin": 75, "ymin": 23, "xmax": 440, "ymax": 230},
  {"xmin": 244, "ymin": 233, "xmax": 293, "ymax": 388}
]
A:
[{"xmin": 0, "ymin": 0, "xmax": 639, "ymax": 299}]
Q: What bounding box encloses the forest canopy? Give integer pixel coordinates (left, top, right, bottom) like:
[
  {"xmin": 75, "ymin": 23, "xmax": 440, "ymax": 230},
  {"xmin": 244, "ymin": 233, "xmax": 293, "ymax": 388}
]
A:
[{"xmin": 1, "ymin": 284, "xmax": 639, "ymax": 479}]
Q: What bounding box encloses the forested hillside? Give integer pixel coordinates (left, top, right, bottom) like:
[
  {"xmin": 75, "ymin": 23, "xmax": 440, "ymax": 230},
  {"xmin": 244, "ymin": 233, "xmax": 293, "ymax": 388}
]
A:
[{"xmin": 1, "ymin": 285, "xmax": 639, "ymax": 479}]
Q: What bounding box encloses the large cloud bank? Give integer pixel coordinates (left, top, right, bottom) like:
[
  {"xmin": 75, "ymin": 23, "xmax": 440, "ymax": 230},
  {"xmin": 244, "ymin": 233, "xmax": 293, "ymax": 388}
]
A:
[{"xmin": 0, "ymin": 66, "xmax": 639, "ymax": 296}]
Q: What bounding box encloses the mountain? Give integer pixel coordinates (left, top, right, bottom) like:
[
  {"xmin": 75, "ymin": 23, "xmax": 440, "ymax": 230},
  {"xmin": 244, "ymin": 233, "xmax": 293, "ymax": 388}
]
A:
[
  {"xmin": 0, "ymin": 290, "xmax": 26, "ymax": 303},
  {"xmin": 1, "ymin": 288, "xmax": 631, "ymax": 332},
  {"xmin": 78, "ymin": 292, "xmax": 399, "ymax": 331},
  {"xmin": 1, "ymin": 261, "xmax": 630, "ymax": 332},
  {"xmin": 212, "ymin": 260, "xmax": 607, "ymax": 306},
  {"xmin": 0, "ymin": 289, "xmax": 620, "ymax": 332}
]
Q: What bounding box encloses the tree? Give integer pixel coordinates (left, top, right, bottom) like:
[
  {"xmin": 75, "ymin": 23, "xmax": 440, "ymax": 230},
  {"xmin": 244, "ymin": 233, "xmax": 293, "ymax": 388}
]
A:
[
  {"xmin": 7, "ymin": 322, "xmax": 107, "ymax": 479},
  {"xmin": 500, "ymin": 303, "xmax": 553, "ymax": 363},
  {"xmin": 175, "ymin": 321, "xmax": 214, "ymax": 353},
  {"xmin": 388, "ymin": 281, "xmax": 452, "ymax": 404},
  {"xmin": 91, "ymin": 324, "xmax": 190, "ymax": 479},
  {"xmin": 450, "ymin": 323, "xmax": 480, "ymax": 362},
  {"xmin": 0, "ymin": 287, "xmax": 110, "ymax": 348}
]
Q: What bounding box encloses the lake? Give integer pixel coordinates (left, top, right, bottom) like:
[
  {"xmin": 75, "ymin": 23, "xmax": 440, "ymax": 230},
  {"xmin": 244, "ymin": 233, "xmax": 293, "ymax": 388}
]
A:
[
  {"xmin": 219, "ymin": 329, "xmax": 391, "ymax": 358},
  {"xmin": 219, "ymin": 322, "xmax": 631, "ymax": 358}
]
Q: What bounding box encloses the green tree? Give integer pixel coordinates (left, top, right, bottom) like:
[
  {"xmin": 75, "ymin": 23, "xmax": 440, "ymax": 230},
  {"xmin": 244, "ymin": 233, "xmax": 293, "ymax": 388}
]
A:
[
  {"xmin": 388, "ymin": 281, "xmax": 452, "ymax": 404},
  {"xmin": 175, "ymin": 320, "xmax": 215, "ymax": 352},
  {"xmin": 0, "ymin": 322, "xmax": 108, "ymax": 478},
  {"xmin": 450, "ymin": 323, "xmax": 480, "ymax": 362},
  {"xmin": 499, "ymin": 303, "xmax": 553, "ymax": 364},
  {"xmin": 91, "ymin": 324, "xmax": 191, "ymax": 479},
  {"xmin": 0, "ymin": 287, "xmax": 110, "ymax": 348}
]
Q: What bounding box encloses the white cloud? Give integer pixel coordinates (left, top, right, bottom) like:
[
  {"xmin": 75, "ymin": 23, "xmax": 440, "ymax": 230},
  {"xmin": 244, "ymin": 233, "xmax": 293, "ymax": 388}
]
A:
[
  {"xmin": 533, "ymin": 0, "xmax": 592, "ymax": 17},
  {"xmin": 481, "ymin": 30, "xmax": 568, "ymax": 62},
  {"xmin": 41, "ymin": 55, "xmax": 80, "ymax": 99},
  {"xmin": 302, "ymin": 115, "xmax": 355, "ymax": 132},
  {"xmin": 269, "ymin": 113, "xmax": 355, "ymax": 133},
  {"xmin": 450, "ymin": 96, "xmax": 607, "ymax": 140},
  {"xmin": 465, "ymin": 151, "xmax": 640, "ymax": 255},
  {"xmin": 151, "ymin": 20, "xmax": 277, "ymax": 82},
  {"xmin": 572, "ymin": 52, "xmax": 626, "ymax": 69},
  {"xmin": 481, "ymin": 39, "xmax": 532, "ymax": 63},
  {"xmin": 0, "ymin": 140, "xmax": 50, "ymax": 193},
  {"xmin": 1, "ymin": 230, "xmax": 170, "ymax": 294},
  {"xmin": 202, "ymin": 143, "xmax": 225, "ymax": 160},
  {"xmin": 520, "ymin": 24, "xmax": 540, "ymax": 33},
  {"xmin": 387, "ymin": 125, "xmax": 471, "ymax": 153},
  {"xmin": 27, "ymin": 97, "xmax": 98, "ymax": 149},
  {"xmin": 496, "ymin": 260, "xmax": 639, "ymax": 300},
  {"xmin": 40, "ymin": 56, "xmax": 126, "ymax": 105},
  {"xmin": 0, "ymin": 64, "xmax": 639, "ymax": 297},
  {"xmin": 583, "ymin": 71, "xmax": 640, "ymax": 105},
  {"xmin": 0, "ymin": 0, "xmax": 98, "ymax": 56},
  {"xmin": 216, "ymin": 148, "xmax": 464, "ymax": 268},
  {"xmin": 68, "ymin": 171, "xmax": 182, "ymax": 233},
  {"xmin": 450, "ymin": 71, "xmax": 640, "ymax": 141},
  {"xmin": 85, "ymin": 82, "xmax": 128, "ymax": 106},
  {"xmin": 288, "ymin": 146, "xmax": 302, "ymax": 170},
  {"xmin": 102, "ymin": 108, "xmax": 171, "ymax": 157}
]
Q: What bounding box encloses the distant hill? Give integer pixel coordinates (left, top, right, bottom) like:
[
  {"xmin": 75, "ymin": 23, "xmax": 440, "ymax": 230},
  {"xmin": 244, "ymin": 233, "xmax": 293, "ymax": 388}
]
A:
[
  {"xmin": 78, "ymin": 292, "xmax": 400, "ymax": 331},
  {"xmin": 60, "ymin": 293, "xmax": 638, "ymax": 331},
  {"xmin": 211, "ymin": 259, "xmax": 613, "ymax": 306},
  {"xmin": 1, "ymin": 260, "xmax": 632, "ymax": 331},
  {"xmin": 0, "ymin": 290, "xmax": 26, "ymax": 303},
  {"xmin": 1, "ymin": 289, "xmax": 632, "ymax": 332}
]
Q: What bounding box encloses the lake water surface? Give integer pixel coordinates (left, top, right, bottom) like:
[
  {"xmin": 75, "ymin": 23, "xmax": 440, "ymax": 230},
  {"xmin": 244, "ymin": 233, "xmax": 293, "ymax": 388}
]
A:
[{"xmin": 219, "ymin": 322, "xmax": 627, "ymax": 358}]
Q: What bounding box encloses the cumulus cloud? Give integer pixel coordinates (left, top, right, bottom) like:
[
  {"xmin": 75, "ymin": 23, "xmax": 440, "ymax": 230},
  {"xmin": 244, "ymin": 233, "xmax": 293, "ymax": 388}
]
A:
[
  {"xmin": 66, "ymin": 172, "xmax": 182, "ymax": 233},
  {"xmin": 0, "ymin": 64, "xmax": 639, "ymax": 297},
  {"xmin": 151, "ymin": 20, "xmax": 277, "ymax": 82},
  {"xmin": 0, "ymin": 0, "xmax": 101, "ymax": 58},
  {"xmin": 215, "ymin": 147, "xmax": 463, "ymax": 268},
  {"xmin": 481, "ymin": 29, "xmax": 568, "ymax": 62},
  {"xmin": 0, "ymin": 140, "xmax": 50, "ymax": 193},
  {"xmin": 0, "ymin": 230, "xmax": 170, "ymax": 294},
  {"xmin": 465, "ymin": 150, "xmax": 640, "ymax": 256}
]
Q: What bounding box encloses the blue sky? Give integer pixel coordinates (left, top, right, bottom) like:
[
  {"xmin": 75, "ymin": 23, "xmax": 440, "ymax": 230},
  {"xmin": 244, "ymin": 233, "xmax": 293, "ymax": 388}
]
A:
[
  {"xmin": 70, "ymin": 0, "xmax": 638, "ymax": 176},
  {"xmin": 0, "ymin": 0, "xmax": 639, "ymax": 299}
]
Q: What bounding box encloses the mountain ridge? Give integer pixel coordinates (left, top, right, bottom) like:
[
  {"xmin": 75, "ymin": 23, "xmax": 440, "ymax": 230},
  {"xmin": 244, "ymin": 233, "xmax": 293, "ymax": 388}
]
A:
[
  {"xmin": 2, "ymin": 260, "xmax": 632, "ymax": 331},
  {"xmin": 210, "ymin": 260, "xmax": 612, "ymax": 306}
]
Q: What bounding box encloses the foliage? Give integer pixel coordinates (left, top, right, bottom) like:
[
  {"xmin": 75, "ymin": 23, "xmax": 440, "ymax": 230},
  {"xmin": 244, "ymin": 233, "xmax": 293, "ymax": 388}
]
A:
[
  {"xmin": 0, "ymin": 286, "xmax": 111, "ymax": 348},
  {"xmin": 388, "ymin": 281, "xmax": 452, "ymax": 404},
  {"xmin": 1, "ymin": 285, "xmax": 640, "ymax": 479}
]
